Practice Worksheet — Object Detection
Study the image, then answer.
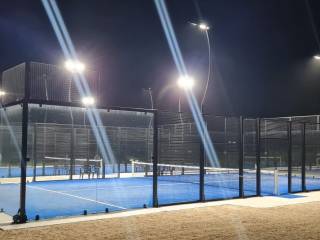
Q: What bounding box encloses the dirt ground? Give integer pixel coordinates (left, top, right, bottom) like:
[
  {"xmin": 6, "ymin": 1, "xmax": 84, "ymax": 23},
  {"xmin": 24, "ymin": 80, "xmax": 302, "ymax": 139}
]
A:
[{"xmin": 1, "ymin": 202, "xmax": 320, "ymax": 240}]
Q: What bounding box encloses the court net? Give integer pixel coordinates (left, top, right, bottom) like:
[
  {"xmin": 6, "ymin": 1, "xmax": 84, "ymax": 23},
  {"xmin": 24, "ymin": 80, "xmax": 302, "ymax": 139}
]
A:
[
  {"xmin": 39, "ymin": 156, "xmax": 103, "ymax": 177},
  {"xmin": 131, "ymin": 160, "xmax": 287, "ymax": 195}
]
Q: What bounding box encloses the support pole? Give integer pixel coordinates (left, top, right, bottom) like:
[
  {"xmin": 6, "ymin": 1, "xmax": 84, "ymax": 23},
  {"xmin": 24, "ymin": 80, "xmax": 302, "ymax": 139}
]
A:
[
  {"xmin": 18, "ymin": 101, "xmax": 29, "ymax": 223},
  {"xmin": 32, "ymin": 124, "xmax": 37, "ymax": 182},
  {"xmin": 239, "ymin": 116, "xmax": 244, "ymax": 197},
  {"xmin": 302, "ymin": 123, "xmax": 306, "ymax": 191},
  {"xmin": 288, "ymin": 121, "xmax": 292, "ymax": 193},
  {"xmin": 17, "ymin": 62, "xmax": 30, "ymax": 223},
  {"xmin": 152, "ymin": 110, "xmax": 158, "ymax": 207},
  {"xmin": 199, "ymin": 116, "xmax": 205, "ymax": 202},
  {"xmin": 256, "ymin": 118, "xmax": 261, "ymax": 196}
]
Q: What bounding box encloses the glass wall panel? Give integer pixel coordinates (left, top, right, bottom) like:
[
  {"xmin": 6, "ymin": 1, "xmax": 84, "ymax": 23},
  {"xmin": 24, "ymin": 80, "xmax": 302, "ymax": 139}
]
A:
[
  {"xmin": 26, "ymin": 104, "xmax": 153, "ymax": 220},
  {"xmin": 291, "ymin": 122, "xmax": 303, "ymax": 192},
  {"xmin": 0, "ymin": 105, "xmax": 22, "ymax": 219},
  {"xmin": 305, "ymin": 123, "xmax": 320, "ymax": 191},
  {"xmin": 243, "ymin": 119, "xmax": 257, "ymax": 197},
  {"xmin": 204, "ymin": 117, "xmax": 240, "ymax": 200},
  {"xmin": 260, "ymin": 119, "xmax": 289, "ymax": 195},
  {"xmin": 157, "ymin": 122, "xmax": 200, "ymax": 205}
]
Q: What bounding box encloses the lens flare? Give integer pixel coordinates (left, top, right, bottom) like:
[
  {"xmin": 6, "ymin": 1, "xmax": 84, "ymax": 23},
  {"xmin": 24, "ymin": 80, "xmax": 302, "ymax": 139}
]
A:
[
  {"xmin": 82, "ymin": 96, "xmax": 95, "ymax": 106},
  {"xmin": 177, "ymin": 76, "xmax": 194, "ymax": 90},
  {"xmin": 65, "ymin": 60, "xmax": 85, "ymax": 73}
]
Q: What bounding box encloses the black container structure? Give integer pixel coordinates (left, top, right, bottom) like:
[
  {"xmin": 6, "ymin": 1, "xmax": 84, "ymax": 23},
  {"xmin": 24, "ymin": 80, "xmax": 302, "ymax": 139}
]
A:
[{"xmin": 0, "ymin": 62, "xmax": 320, "ymax": 223}]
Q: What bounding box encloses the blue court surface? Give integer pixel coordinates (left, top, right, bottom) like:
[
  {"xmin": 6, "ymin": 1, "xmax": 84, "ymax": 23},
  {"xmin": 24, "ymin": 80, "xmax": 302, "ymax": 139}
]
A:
[{"xmin": 0, "ymin": 172, "xmax": 319, "ymax": 221}]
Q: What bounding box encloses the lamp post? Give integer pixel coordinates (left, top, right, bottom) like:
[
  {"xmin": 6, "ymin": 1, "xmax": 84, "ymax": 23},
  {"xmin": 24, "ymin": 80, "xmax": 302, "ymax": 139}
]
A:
[{"xmin": 189, "ymin": 22, "xmax": 211, "ymax": 113}]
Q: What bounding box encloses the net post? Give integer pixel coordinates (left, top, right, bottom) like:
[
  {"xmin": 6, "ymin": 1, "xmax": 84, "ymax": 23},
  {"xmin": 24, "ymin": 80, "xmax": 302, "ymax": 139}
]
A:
[
  {"xmin": 256, "ymin": 118, "xmax": 261, "ymax": 196},
  {"xmin": 32, "ymin": 124, "xmax": 37, "ymax": 182},
  {"xmin": 274, "ymin": 168, "xmax": 279, "ymax": 195},
  {"xmin": 152, "ymin": 110, "xmax": 158, "ymax": 207},
  {"xmin": 302, "ymin": 122, "xmax": 306, "ymax": 192},
  {"xmin": 131, "ymin": 160, "xmax": 135, "ymax": 176},
  {"xmin": 117, "ymin": 162, "xmax": 121, "ymax": 178},
  {"xmin": 239, "ymin": 116, "xmax": 244, "ymax": 198},
  {"xmin": 288, "ymin": 120, "xmax": 292, "ymax": 193}
]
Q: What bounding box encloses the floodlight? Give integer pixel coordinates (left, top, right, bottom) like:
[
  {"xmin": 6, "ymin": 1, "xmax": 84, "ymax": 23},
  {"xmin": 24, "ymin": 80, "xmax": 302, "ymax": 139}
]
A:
[
  {"xmin": 314, "ymin": 55, "xmax": 320, "ymax": 60},
  {"xmin": 0, "ymin": 90, "xmax": 6, "ymax": 96},
  {"xmin": 65, "ymin": 60, "xmax": 85, "ymax": 73},
  {"xmin": 177, "ymin": 76, "xmax": 195, "ymax": 90},
  {"xmin": 199, "ymin": 23, "xmax": 210, "ymax": 31},
  {"xmin": 82, "ymin": 96, "xmax": 95, "ymax": 107}
]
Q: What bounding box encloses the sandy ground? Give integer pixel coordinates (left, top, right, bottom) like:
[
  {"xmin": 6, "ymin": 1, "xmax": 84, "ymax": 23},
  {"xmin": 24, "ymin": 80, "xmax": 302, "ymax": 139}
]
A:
[{"xmin": 1, "ymin": 202, "xmax": 320, "ymax": 240}]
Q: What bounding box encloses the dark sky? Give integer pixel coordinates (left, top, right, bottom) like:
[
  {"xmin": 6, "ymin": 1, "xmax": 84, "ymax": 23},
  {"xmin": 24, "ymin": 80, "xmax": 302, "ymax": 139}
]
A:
[{"xmin": 1, "ymin": 0, "xmax": 320, "ymax": 117}]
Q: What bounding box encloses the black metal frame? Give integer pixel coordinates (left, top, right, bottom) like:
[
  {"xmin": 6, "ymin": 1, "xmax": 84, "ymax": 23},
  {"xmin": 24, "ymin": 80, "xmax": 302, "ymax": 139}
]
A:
[
  {"xmin": 302, "ymin": 122, "xmax": 306, "ymax": 192},
  {"xmin": 256, "ymin": 118, "xmax": 261, "ymax": 196},
  {"xmin": 239, "ymin": 116, "xmax": 244, "ymax": 197},
  {"xmin": 152, "ymin": 110, "xmax": 159, "ymax": 207},
  {"xmin": 288, "ymin": 120, "xmax": 292, "ymax": 193}
]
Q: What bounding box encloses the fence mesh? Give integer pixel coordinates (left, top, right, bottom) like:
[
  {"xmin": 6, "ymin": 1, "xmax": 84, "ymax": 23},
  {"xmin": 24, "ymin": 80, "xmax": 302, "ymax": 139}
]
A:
[{"xmin": 2, "ymin": 103, "xmax": 320, "ymax": 220}]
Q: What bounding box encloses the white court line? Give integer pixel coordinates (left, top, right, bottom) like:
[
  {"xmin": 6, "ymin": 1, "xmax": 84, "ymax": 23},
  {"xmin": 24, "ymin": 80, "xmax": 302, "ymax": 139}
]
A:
[{"xmin": 27, "ymin": 185, "xmax": 127, "ymax": 210}]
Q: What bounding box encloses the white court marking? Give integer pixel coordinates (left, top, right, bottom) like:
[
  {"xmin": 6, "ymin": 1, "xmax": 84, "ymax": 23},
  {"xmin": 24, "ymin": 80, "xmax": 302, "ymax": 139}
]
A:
[{"xmin": 27, "ymin": 185, "xmax": 127, "ymax": 210}]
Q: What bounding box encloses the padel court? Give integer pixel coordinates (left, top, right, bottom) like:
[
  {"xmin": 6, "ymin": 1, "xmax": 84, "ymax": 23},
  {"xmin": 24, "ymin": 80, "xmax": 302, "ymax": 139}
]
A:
[
  {"xmin": 1, "ymin": 164, "xmax": 320, "ymax": 220},
  {"xmin": 1, "ymin": 62, "xmax": 320, "ymax": 223}
]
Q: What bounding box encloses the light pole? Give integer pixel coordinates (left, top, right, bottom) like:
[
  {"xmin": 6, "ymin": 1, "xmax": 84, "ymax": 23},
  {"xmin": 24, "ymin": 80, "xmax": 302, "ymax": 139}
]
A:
[{"xmin": 189, "ymin": 22, "xmax": 211, "ymax": 113}]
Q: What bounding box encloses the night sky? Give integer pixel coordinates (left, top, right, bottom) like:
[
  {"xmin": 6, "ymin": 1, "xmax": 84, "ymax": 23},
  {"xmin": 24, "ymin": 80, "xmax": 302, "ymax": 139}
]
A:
[{"xmin": 1, "ymin": 0, "xmax": 320, "ymax": 117}]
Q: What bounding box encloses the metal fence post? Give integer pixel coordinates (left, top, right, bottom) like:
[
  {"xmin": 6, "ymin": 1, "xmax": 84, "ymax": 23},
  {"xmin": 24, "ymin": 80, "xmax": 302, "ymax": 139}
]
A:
[
  {"xmin": 18, "ymin": 62, "xmax": 30, "ymax": 223},
  {"xmin": 152, "ymin": 110, "xmax": 158, "ymax": 207},
  {"xmin": 239, "ymin": 116, "xmax": 244, "ymax": 197},
  {"xmin": 199, "ymin": 116, "xmax": 205, "ymax": 202},
  {"xmin": 32, "ymin": 124, "xmax": 37, "ymax": 182},
  {"xmin": 18, "ymin": 101, "xmax": 29, "ymax": 224},
  {"xmin": 302, "ymin": 122, "xmax": 306, "ymax": 192},
  {"xmin": 256, "ymin": 118, "xmax": 261, "ymax": 196},
  {"xmin": 288, "ymin": 121, "xmax": 292, "ymax": 193}
]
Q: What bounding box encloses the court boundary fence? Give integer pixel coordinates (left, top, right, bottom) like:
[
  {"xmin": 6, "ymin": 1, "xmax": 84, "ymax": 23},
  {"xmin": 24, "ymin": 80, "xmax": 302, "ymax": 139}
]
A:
[{"xmin": 1, "ymin": 62, "xmax": 320, "ymax": 223}]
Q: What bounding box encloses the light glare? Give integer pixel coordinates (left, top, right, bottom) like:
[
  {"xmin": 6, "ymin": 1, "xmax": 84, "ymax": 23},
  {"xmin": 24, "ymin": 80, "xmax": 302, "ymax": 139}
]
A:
[
  {"xmin": 65, "ymin": 60, "xmax": 85, "ymax": 73},
  {"xmin": 314, "ymin": 55, "xmax": 320, "ymax": 60},
  {"xmin": 0, "ymin": 90, "xmax": 6, "ymax": 96},
  {"xmin": 177, "ymin": 76, "xmax": 194, "ymax": 90},
  {"xmin": 82, "ymin": 96, "xmax": 95, "ymax": 106},
  {"xmin": 199, "ymin": 23, "xmax": 209, "ymax": 30}
]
